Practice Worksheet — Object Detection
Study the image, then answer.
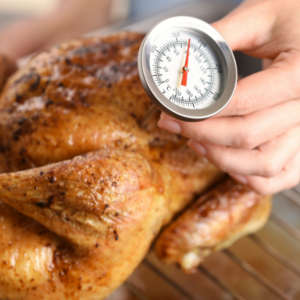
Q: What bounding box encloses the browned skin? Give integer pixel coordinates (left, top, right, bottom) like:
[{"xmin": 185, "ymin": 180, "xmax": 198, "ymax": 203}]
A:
[
  {"xmin": 0, "ymin": 32, "xmax": 221, "ymax": 300},
  {"xmin": 155, "ymin": 179, "xmax": 271, "ymax": 272},
  {"xmin": 0, "ymin": 32, "xmax": 270, "ymax": 299},
  {"xmin": 0, "ymin": 54, "xmax": 16, "ymax": 91}
]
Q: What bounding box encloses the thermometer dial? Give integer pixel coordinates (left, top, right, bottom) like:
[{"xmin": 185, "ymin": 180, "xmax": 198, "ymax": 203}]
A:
[{"xmin": 138, "ymin": 16, "xmax": 237, "ymax": 121}]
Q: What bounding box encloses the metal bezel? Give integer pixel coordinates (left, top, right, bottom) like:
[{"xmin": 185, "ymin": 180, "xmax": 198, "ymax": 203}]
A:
[{"xmin": 138, "ymin": 16, "xmax": 237, "ymax": 121}]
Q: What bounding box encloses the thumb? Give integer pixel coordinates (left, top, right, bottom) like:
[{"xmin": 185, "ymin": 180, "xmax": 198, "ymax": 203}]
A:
[{"xmin": 212, "ymin": 0, "xmax": 275, "ymax": 52}]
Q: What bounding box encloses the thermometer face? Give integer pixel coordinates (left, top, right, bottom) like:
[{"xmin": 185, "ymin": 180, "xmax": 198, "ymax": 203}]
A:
[
  {"xmin": 138, "ymin": 17, "xmax": 237, "ymax": 121},
  {"xmin": 150, "ymin": 32, "xmax": 223, "ymax": 110}
]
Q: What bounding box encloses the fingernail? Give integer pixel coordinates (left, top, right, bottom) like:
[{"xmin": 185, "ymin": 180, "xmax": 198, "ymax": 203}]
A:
[
  {"xmin": 158, "ymin": 118, "xmax": 181, "ymax": 134},
  {"xmin": 230, "ymin": 174, "xmax": 248, "ymax": 185},
  {"xmin": 188, "ymin": 140, "xmax": 207, "ymax": 156}
]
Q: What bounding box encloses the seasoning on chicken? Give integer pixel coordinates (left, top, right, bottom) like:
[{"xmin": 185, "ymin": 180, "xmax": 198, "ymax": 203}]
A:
[{"xmin": 0, "ymin": 32, "xmax": 270, "ymax": 300}]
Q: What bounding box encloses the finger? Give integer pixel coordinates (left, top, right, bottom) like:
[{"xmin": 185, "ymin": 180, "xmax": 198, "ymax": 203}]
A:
[
  {"xmin": 159, "ymin": 100, "xmax": 300, "ymax": 149},
  {"xmin": 212, "ymin": 0, "xmax": 275, "ymax": 52},
  {"xmin": 218, "ymin": 61, "xmax": 300, "ymax": 117},
  {"xmin": 212, "ymin": 2, "xmax": 300, "ymax": 117},
  {"xmin": 263, "ymin": 58, "xmax": 273, "ymax": 69},
  {"xmin": 188, "ymin": 125, "xmax": 300, "ymax": 177},
  {"xmin": 231, "ymin": 151, "xmax": 300, "ymax": 195}
]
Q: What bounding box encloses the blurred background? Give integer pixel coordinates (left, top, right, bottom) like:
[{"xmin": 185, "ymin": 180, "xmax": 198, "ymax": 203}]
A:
[
  {"xmin": 0, "ymin": 0, "xmax": 248, "ymax": 63},
  {"xmin": 0, "ymin": 0, "xmax": 197, "ymax": 29},
  {"xmin": 0, "ymin": 0, "xmax": 126, "ymax": 28},
  {"xmin": 0, "ymin": 0, "xmax": 207, "ymax": 62},
  {"xmin": 0, "ymin": 0, "xmax": 57, "ymax": 27}
]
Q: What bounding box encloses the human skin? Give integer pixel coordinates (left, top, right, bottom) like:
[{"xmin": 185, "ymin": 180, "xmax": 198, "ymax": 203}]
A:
[{"xmin": 158, "ymin": 0, "xmax": 300, "ymax": 195}]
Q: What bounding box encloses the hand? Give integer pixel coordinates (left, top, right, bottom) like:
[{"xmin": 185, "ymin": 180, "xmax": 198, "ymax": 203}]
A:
[{"xmin": 158, "ymin": 0, "xmax": 300, "ymax": 194}]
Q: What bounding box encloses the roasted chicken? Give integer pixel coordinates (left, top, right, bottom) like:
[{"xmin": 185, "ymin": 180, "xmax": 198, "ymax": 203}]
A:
[{"xmin": 0, "ymin": 32, "xmax": 270, "ymax": 300}]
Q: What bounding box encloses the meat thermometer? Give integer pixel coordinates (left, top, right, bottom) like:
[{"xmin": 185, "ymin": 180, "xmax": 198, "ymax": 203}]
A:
[{"xmin": 138, "ymin": 16, "xmax": 237, "ymax": 121}]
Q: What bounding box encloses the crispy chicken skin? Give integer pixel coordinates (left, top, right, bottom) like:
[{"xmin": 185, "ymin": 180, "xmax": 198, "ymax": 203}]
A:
[
  {"xmin": 0, "ymin": 32, "xmax": 270, "ymax": 299},
  {"xmin": 155, "ymin": 179, "xmax": 271, "ymax": 272},
  {"xmin": 0, "ymin": 32, "xmax": 221, "ymax": 300}
]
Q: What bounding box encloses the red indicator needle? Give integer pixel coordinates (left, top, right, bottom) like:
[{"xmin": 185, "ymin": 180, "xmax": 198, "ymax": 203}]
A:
[{"xmin": 181, "ymin": 38, "xmax": 191, "ymax": 86}]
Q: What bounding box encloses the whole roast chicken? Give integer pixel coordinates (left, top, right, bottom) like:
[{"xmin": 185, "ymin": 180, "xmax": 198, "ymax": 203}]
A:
[{"xmin": 0, "ymin": 32, "xmax": 271, "ymax": 300}]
